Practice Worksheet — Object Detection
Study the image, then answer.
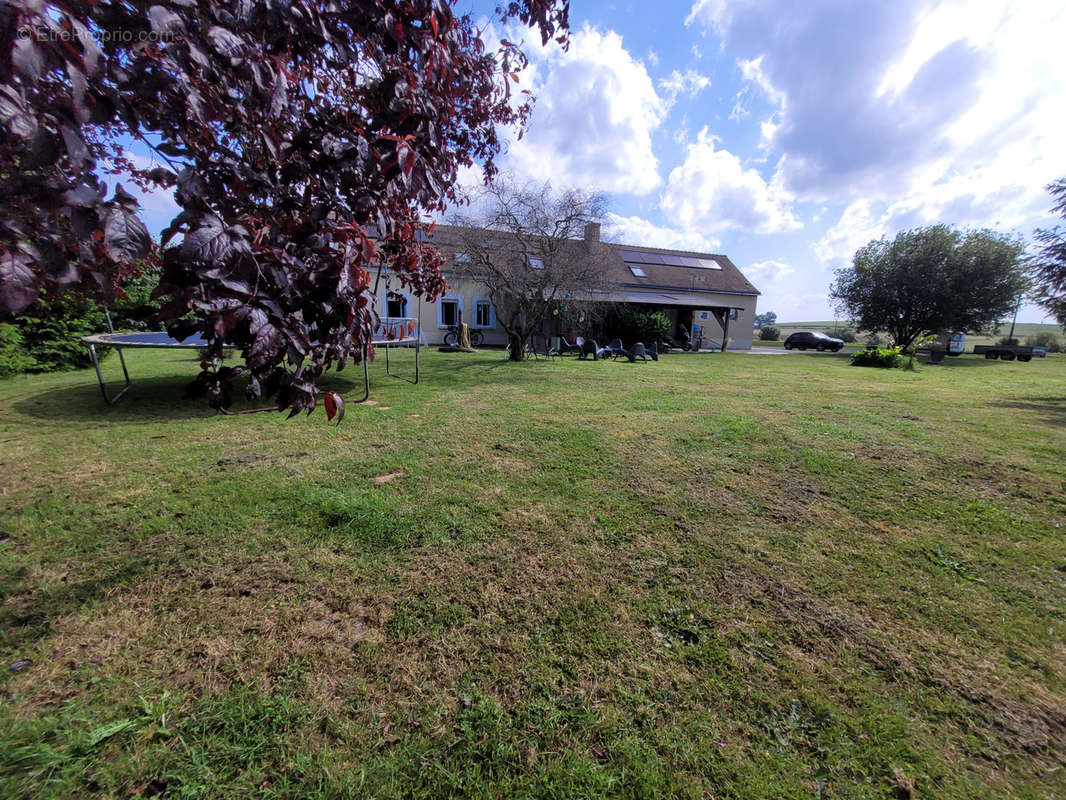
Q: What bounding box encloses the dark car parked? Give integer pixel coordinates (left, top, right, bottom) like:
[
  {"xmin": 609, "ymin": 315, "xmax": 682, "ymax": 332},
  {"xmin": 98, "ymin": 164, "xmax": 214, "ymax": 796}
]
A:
[{"xmin": 783, "ymin": 331, "xmax": 844, "ymax": 352}]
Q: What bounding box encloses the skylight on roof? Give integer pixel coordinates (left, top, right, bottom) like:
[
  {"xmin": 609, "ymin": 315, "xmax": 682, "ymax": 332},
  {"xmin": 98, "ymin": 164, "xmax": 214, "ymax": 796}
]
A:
[
  {"xmin": 628, "ymin": 265, "xmax": 646, "ymax": 277},
  {"xmin": 529, "ymin": 257, "xmax": 544, "ymax": 269}
]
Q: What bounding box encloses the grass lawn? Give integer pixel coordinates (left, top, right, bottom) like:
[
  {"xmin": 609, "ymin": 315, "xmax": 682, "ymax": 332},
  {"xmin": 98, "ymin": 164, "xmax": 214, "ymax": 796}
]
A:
[{"xmin": 1, "ymin": 347, "xmax": 1065, "ymax": 798}]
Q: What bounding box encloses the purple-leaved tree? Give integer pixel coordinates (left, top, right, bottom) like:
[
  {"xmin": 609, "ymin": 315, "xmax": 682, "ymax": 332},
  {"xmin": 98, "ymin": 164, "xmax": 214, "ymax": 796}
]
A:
[{"xmin": 0, "ymin": 0, "xmax": 569, "ymax": 414}]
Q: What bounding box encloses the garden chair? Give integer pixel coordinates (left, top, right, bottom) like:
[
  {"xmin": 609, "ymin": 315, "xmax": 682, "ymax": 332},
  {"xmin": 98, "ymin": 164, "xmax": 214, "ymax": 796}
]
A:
[
  {"xmin": 598, "ymin": 338, "xmax": 625, "ymax": 359},
  {"xmin": 529, "ymin": 333, "xmax": 558, "ymax": 360},
  {"xmin": 558, "ymin": 336, "xmax": 583, "ymax": 356},
  {"xmin": 626, "ymin": 342, "xmax": 648, "ymax": 362}
]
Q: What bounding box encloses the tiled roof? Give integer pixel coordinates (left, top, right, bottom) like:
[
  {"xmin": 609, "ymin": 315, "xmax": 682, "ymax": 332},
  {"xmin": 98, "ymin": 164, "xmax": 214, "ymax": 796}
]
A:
[
  {"xmin": 604, "ymin": 243, "xmax": 759, "ymax": 296},
  {"xmin": 423, "ymin": 225, "xmax": 760, "ymax": 296}
]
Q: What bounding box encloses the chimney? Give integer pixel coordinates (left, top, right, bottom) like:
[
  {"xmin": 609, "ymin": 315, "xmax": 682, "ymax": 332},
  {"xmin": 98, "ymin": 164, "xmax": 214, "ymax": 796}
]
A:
[{"xmin": 584, "ymin": 221, "xmax": 601, "ymax": 249}]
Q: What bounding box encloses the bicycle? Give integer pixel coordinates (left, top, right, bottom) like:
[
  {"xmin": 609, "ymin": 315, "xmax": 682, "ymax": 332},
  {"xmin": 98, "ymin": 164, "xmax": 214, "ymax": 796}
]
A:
[{"xmin": 443, "ymin": 324, "xmax": 484, "ymax": 347}]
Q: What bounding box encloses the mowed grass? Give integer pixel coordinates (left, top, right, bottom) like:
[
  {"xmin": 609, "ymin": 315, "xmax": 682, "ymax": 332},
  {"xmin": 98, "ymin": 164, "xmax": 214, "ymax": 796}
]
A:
[{"xmin": 1, "ymin": 346, "xmax": 1065, "ymax": 798}]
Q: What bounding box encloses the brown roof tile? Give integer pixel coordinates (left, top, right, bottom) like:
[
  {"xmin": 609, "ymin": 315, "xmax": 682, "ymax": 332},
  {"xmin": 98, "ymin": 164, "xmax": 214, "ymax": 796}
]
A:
[{"xmin": 423, "ymin": 224, "xmax": 760, "ymax": 296}]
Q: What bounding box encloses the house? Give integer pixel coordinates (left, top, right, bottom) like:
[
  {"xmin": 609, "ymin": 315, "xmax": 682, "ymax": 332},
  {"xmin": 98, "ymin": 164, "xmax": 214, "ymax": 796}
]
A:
[{"xmin": 374, "ymin": 222, "xmax": 760, "ymax": 350}]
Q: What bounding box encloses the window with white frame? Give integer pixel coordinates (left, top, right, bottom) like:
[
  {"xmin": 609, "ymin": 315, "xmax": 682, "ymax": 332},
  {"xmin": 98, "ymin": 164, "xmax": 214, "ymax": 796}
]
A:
[
  {"xmin": 473, "ymin": 297, "xmax": 494, "ymax": 328},
  {"xmin": 729, "ymin": 308, "xmax": 738, "ymax": 321},
  {"xmin": 438, "ymin": 296, "xmax": 461, "ymax": 328},
  {"xmin": 528, "ymin": 256, "xmax": 544, "ymax": 269}
]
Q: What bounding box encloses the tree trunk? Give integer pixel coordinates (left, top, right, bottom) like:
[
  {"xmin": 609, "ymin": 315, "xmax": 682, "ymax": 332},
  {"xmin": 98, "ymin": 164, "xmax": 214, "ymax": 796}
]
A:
[{"xmin": 508, "ymin": 333, "xmax": 525, "ymax": 361}]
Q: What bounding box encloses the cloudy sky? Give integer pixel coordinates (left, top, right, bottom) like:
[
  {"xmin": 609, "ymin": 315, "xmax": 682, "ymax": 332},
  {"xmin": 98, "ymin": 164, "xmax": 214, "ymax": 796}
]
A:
[
  {"xmin": 456, "ymin": 0, "xmax": 1066, "ymax": 322},
  {"xmin": 125, "ymin": 0, "xmax": 1065, "ymax": 323}
]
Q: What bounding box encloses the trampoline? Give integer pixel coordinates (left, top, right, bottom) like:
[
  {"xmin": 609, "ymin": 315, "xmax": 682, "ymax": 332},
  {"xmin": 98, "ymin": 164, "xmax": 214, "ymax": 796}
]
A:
[{"xmin": 82, "ymin": 315, "xmax": 421, "ymax": 407}]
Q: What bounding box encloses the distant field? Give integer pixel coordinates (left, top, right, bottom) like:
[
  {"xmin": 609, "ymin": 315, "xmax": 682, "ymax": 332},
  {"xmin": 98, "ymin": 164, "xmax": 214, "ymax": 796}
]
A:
[{"xmin": 768, "ymin": 321, "xmax": 1063, "ymax": 347}]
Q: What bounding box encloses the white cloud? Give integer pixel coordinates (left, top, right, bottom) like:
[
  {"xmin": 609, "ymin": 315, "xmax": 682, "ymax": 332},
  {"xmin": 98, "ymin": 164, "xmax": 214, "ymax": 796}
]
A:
[
  {"xmin": 504, "ymin": 26, "xmax": 667, "ymax": 195},
  {"xmin": 737, "ymin": 56, "xmax": 784, "ymax": 107},
  {"xmin": 658, "ymin": 69, "xmax": 711, "ymax": 109},
  {"xmin": 660, "ymin": 128, "xmax": 801, "ymax": 234},
  {"xmin": 816, "ymin": 156, "xmax": 1053, "ymax": 266},
  {"xmin": 685, "ymin": 0, "xmax": 730, "ymax": 32},
  {"xmin": 603, "ymin": 212, "xmax": 721, "ymax": 252},
  {"xmin": 685, "ymin": 0, "xmax": 1066, "ymax": 225},
  {"xmin": 745, "ymin": 259, "xmax": 795, "ymax": 284},
  {"xmin": 814, "ymin": 200, "xmax": 884, "ymax": 266}
]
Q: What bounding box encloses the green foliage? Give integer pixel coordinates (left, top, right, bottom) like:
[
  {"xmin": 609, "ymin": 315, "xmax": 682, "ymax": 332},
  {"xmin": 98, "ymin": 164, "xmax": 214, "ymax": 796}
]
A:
[
  {"xmin": 850, "ymin": 346, "xmax": 902, "ymax": 368},
  {"xmin": 108, "ymin": 267, "xmax": 165, "ymax": 332},
  {"xmin": 1024, "ymin": 332, "xmax": 1062, "ymax": 352},
  {"xmin": 0, "ymin": 324, "xmax": 37, "ymax": 377},
  {"xmin": 997, "ymin": 336, "xmax": 1020, "ymax": 346},
  {"xmin": 1031, "ymin": 178, "xmax": 1066, "ymax": 327},
  {"xmin": 0, "ymin": 269, "xmax": 164, "ymax": 377},
  {"xmin": 5, "ymin": 294, "xmax": 106, "ymax": 373},
  {"xmin": 759, "ymin": 325, "xmax": 781, "ymax": 341},
  {"xmin": 615, "ymin": 310, "xmax": 671, "ymax": 346},
  {"xmin": 754, "ymin": 311, "xmax": 777, "ymax": 328},
  {"xmin": 830, "ymin": 225, "xmax": 1029, "ymax": 349}
]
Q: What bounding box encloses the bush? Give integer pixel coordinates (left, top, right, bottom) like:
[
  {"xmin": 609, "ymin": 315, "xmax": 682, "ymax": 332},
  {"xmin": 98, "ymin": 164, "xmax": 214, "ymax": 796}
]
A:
[
  {"xmin": 1024, "ymin": 332, "xmax": 1063, "ymax": 352},
  {"xmin": 0, "ymin": 323, "xmax": 38, "ymax": 377},
  {"xmin": 109, "ymin": 267, "xmax": 166, "ymax": 331},
  {"xmin": 614, "ymin": 311, "xmax": 671, "ymax": 346},
  {"xmin": 759, "ymin": 325, "xmax": 781, "ymax": 341},
  {"xmin": 997, "ymin": 336, "xmax": 1019, "ymax": 346},
  {"xmin": 0, "ymin": 269, "xmax": 166, "ymax": 376},
  {"xmin": 864, "ymin": 333, "xmax": 885, "ymax": 347},
  {"xmin": 4, "ymin": 293, "xmax": 107, "ymax": 373},
  {"xmin": 850, "ymin": 346, "xmax": 902, "ymax": 368}
]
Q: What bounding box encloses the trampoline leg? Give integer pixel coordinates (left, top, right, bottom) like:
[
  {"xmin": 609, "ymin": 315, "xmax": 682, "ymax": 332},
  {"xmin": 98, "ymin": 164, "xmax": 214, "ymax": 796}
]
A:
[
  {"xmin": 89, "ymin": 344, "xmax": 131, "ymax": 405},
  {"xmin": 414, "ymin": 318, "xmax": 420, "ymax": 384},
  {"xmin": 355, "ymin": 345, "xmax": 371, "ymax": 403}
]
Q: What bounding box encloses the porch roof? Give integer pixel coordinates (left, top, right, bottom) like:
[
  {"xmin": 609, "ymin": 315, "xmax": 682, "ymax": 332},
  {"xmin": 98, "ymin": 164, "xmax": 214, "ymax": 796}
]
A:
[{"xmin": 596, "ymin": 289, "xmax": 747, "ymax": 309}]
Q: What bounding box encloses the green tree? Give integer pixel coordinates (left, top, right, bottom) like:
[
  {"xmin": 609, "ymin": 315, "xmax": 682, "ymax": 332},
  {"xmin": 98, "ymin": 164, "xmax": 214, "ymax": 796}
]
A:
[
  {"xmin": 754, "ymin": 311, "xmax": 777, "ymax": 328},
  {"xmin": 1031, "ymin": 178, "xmax": 1066, "ymax": 327},
  {"xmin": 830, "ymin": 225, "xmax": 1028, "ymax": 350}
]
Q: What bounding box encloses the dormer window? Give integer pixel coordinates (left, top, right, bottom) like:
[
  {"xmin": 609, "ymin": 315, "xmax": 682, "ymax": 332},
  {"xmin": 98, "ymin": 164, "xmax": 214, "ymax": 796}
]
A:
[
  {"xmin": 629, "ymin": 265, "xmax": 646, "ymax": 277},
  {"xmin": 528, "ymin": 257, "xmax": 544, "ymax": 269}
]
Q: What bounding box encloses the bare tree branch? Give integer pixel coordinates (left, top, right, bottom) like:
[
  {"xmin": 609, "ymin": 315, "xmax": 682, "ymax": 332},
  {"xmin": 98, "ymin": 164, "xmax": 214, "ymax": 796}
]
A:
[{"xmin": 449, "ymin": 177, "xmax": 610, "ymax": 360}]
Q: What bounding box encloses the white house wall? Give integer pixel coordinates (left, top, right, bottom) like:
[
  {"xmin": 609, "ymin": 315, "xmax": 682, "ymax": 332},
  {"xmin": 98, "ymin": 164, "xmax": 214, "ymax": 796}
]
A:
[{"xmin": 391, "ymin": 282, "xmax": 757, "ymax": 349}]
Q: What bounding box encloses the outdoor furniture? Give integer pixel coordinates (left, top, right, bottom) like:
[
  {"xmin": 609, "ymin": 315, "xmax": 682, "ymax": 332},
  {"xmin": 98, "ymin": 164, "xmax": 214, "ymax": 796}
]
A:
[
  {"xmin": 558, "ymin": 336, "xmax": 584, "ymax": 356},
  {"xmin": 578, "ymin": 339, "xmax": 600, "ymax": 360},
  {"xmin": 625, "ymin": 342, "xmax": 648, "ymax": 362},
  {"xmin": 528, "ymin": 333, "xmax": 558, "ymax": 360},
  {"xmin": 598, "ymin": 338, "xmax": 625, "ymax": 359}
]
